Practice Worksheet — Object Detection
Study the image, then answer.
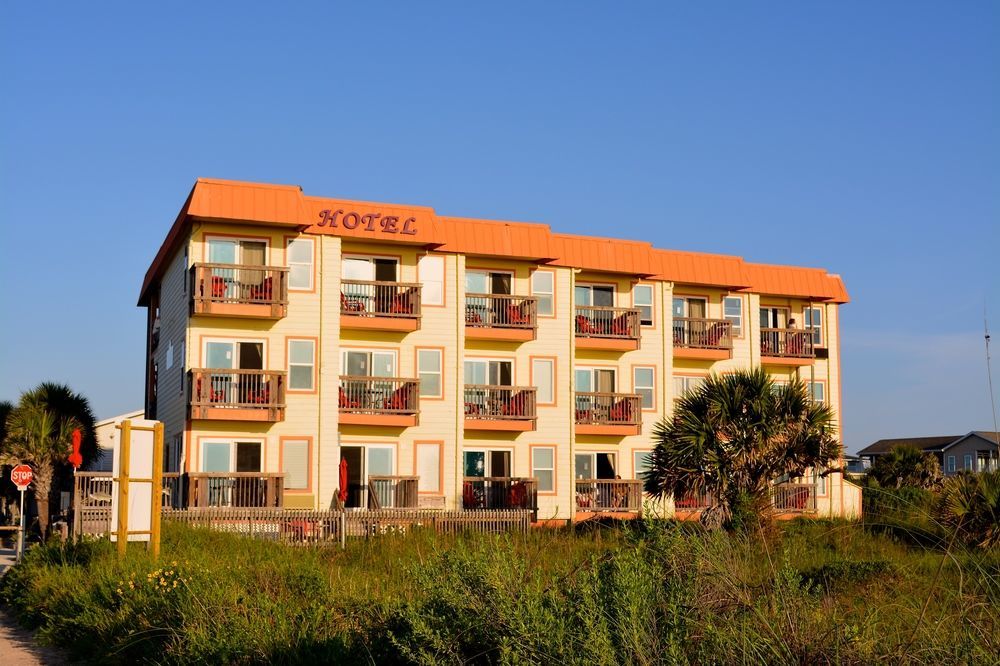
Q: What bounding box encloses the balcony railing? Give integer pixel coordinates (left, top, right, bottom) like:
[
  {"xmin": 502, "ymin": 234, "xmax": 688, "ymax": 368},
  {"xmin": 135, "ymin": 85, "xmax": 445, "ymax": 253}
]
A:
[
  {"xmin": 464, "ymin": 385, "xmax": 537, "ymax": 421},
  {"xmin": 574, "ymin": 392, "xmax": 642, "ymax": 427},
  {"xmin": 462, "ymin": 477, "xmax": 538, "ymax": 513},
  {"xmin": 673, "ymin": 489, "xmax": 718, "ymax": 511},
  {"xmin": 575, "ymin": 479, "xmax": 643, "ymax": 512},
  {"xmin": 341, "ymin": 280, "xmax": 421, "ymax": 319},
  {"xmin": 574, "ymin": 305, "xmax": 641, "ymax": 340},
  {"xmin": 190, "ymin": 263, "xmax": 288, "ymax": 317},
  {"xmin": 770, "ymin": 483, "xmax": 817, "ymax": 513},
  {"xmin": 367, "ymin": 476, "xmax": 419, "ymax": 509},
  {"xmin": 189, "ymin": 369, "xmax": 286, "ymax": 421},
  {"xmin": 760, "ymin": 328, "xmax": 815, "ymax": 359},
  {"xmin": 465, "ymin": 294, "xmax": 538, "ymax": 330},
  {"xmin": 673, "ymin": 317, "xmax": 733, "ymax": 350},
  {"xmin": 186, "ymin": 473, "xmax": 285, "ymax": 508},
  {"xmin": 339, "ymin": 376, "xmax": 420, "ymax": 416}
]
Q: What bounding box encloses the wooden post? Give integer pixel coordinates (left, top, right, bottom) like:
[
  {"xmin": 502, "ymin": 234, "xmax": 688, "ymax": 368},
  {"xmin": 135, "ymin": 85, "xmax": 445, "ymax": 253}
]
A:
[
  {"xmin": 116, "ymin": 420, "xmax": 131, "ymax": 558},
  {"xmin": 149, "ymin": 422, "xmax": 164, "ymax": 560}
]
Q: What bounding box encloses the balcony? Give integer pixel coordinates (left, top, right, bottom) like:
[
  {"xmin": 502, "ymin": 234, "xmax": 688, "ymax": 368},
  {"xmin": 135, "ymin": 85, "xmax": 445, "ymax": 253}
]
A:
[
  {"xmin": 462, "ymin": 477, "xmax": 538, "ymax": 516},
  {"xmin": 673, "ymin": 317, "xmax": 733, "ymax": 360},
  {"xmin": 341, "ymin": 280, "xmax": 421, "ymax": 332},
  {"xmin": 186, "ymin": 473, "xmax": 285, "ymax": 508},
  {"xmin": 575, "ymin": 479, "xmax": 643, "ymax": 513},
  {"xmin": 190, "ymin": 264, "xmax": 288, "ymax": 319},
  {"xmin": 574, "ymin": 306, "xmax": 641, "ymax": 351},
  {"xmin": 760, "ymin": 328, "xmax": 815, "ymax": 365},
  {"xmin": 574, "ymin": 392, "xmax": 642, "ymax": 435},
  {"xmin": 464, "ymin": 385, "xmax": 537, "ymax": 431},
  {"xmin": 339, "ymin": 376, "xmax": 420, "ymax": 427},
  {"xmin": 770, "ymin": 483, "xmax": 818, "ymax": 513},
  {"xmin": 366, "ymin": 476, "xmax": 419, "ymax": 509},
  {"xmin": 465, "ymin": 294, "xmax": 538, "ymax": 342},
  {"xmin": 189, "ymin": 369, "xmax": 286, "ymax": 422}
]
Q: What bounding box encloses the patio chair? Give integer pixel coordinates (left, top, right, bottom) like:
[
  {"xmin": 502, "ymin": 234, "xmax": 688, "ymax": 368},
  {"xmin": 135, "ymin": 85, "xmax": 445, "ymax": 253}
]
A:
[
  {"xmin": 338, "ymin": 387, "xmax": 361, "ymax": 410},
  {"xmin": 506, "ymin": 304, "xmax": 531, "ymax": 326},
  {"xmin": 340, "ymin": 292, "xmax": 366, "ymax": 313},
  {"xmin": 608, "ymin": 399, "xmax": 633, "ymax": 423},
  {"xmin": 210, "ymin": 275, "xmax": 226, "ymax": 299},
  {"xmin": 576, "ymin": 315, "xmax": 599, "ymax": 335},
  {"xmin": 383, "ymin": 386, "xmax": 412, "ymax": 412},
  {"xmin": 610, "ymin": 314, "xmax": 631, "ymax": 337},
  {"xmin": 249, "ymin": 276, "xmax": 273, "ymax": 302}
]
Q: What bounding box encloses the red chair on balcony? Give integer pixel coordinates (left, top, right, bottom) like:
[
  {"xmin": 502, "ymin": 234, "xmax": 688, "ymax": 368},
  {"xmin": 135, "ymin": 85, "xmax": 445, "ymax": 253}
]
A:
[
  {"xmin": 382, "ymin": 386, "xmax": 412, "ymax": 412},
  {"xmin": 608, "ymin": 399, "xmax": 633, "ymax": 424},
  {"xmin": 195, "ymin": 377, "xmax": 226, "ymax": 404},
  {"xmin": 575, "ymin": 408, "xmax": 593, "ymax": 423},
  {"xmin": 501, "ymin": 391, "xmax": 526, "ymax": 417},
  {"xmin": 464, "ymin": 402, "xmax": 482, "ymax": 416},
  {"xmin": 463, "ymin": 481, "xmax": 482, "ymax": 509},
  {"xmin": 210, "ymin": 275, "xmax": 226, "ymax": 299},
  {"xmin": 576, "ymin": 315, "xmax": 599, "ymax": 335},
  {"xmin": 610, "ymin": 314, "xmax": 631, "ymax": 337},
  {"xmin": 509, "ymin": 481, "xmax": 528, "ymax": 509},
  {"xmin": 247, "ymin": 385, "xmax": 271, "ymax": 405},
  {"xmin": 506, "ymin": 304, "xmax": 531, "ymax": 326},
  {"xmin": 465, "ymin": 308, "xmax": 483, "ymax": 325},
  {"xmin": 389, "ymin": 294, "xmax": 413, "ymax": 315},
  {"xmin": 338, "ymin": 387, "xmax": 361, "ymax": 410},
  {"xmin": 249, "ymin": 277, "xmax": 273, "ymax": 302},
  {"xmin": 341, "ymin": 293, "xmax": 366, "ymax": 313}
]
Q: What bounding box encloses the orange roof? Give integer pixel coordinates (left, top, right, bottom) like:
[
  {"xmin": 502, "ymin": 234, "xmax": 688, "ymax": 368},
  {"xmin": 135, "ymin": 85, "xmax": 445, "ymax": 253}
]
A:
[
  {"xmin": 742, "ymin": 263, "xmax": 850, "ymax": 303},
  {"xmin": 138, "ymin": 178, "xmax": 849, "ymax": 304}
]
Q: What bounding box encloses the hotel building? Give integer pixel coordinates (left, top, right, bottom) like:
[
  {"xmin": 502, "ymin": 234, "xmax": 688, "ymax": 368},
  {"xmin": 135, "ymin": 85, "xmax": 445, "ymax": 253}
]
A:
[{"xmin": 138, "ymin": 179, "xmax": 861, "ymax": 520}]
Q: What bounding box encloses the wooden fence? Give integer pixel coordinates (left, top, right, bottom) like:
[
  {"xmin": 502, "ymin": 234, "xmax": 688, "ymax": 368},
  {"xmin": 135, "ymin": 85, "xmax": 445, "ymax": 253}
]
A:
[{"xmin": 162, "ymin": 508, "xmax": 531, "ymax": 545}]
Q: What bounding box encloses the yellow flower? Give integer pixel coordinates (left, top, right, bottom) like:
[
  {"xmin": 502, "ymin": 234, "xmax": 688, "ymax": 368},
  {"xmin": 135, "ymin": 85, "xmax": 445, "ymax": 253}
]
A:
[{"xmin": 116, "ymin": 588, "xmax": 123, "ymax": 595}]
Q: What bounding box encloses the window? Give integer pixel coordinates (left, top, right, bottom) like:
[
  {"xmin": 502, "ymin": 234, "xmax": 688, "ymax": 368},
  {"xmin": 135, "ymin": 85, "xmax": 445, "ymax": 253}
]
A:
[
  {"xmin": 417, "ymin": 349, "xmax": 442, "ymax": 398},
  {"xmin": 813, "ymin": 467, "xmax": 827, "ymax": 495},
  {"xmin": 759, "ymin": 306, "xmax": 789, "ymax": 329},
  {"xmin": 672, "ymin": 297, "xmax": 707, "ymax": 319},
  {"xmin": 947, "ymin": 456, "xmax": 956, "ymax": 473},
  {"xmin": 416, "ymin": 442, "xmax": 442, "ymax": 493},
  {"xmin": 575, "ymin": 452, "xmax": 616, "ymax": 480},
  {"xmin": 673, "ymin": 376, "xmax": 705, "ymax": 400},
  {"xmin": 804, "ymin": 307, "xmax": 824, "ymax": 346},
  {"xmin": 575, "ymin": 284, "xmax": 614, "ymax": 307},
  {"xmin": 463, "ymin": 449, "xmax": 512, "ymax": 477},
  {"xmin": 575, "ymin": 367, "xmax": 616, "ymax": 393},
  {"xmin": 532, "ymin": 358, "xmax": 555, "ymax": 404},
  {"xmin": 465, "ymin": 359, "xmax": 513, "ymax": 386},
  {"xmin": 343, "ymin": 349, "xmax": 396, "ymax": 377},
  {"xmin": 633, "ymin": 450, "xmax": 651, "ymax": 478},
  {"xmin": 724, "ymin": 296, "xmax": 743, "ymax": 336},
  {"xmin": 466, "ymin": 270, "xmax": 512, "ymax": 295},
  {"xmin": 633, "ymin": 367, "xmax": 655, "ymax": 410},
  {"xmin": 208, "ymin": 238, "xmax": 266, "ymax": 266},
  {"xmin": 633, "ymin": 284, "xmax": 653, "ymax": 326},
  {"xmin": 964, "ymin": 454, "xmax": 973, "ymax": 471},
  {"xmin": 418, "ymin": 255, "xmax": 445, "ymax": 306},
  {"xmin": 281, "ymin": 439, "xmax": 310, "ymax": 490},
  {"xmin": 808, "ymin": 381, "xmax": 825, "ymax": 404},
  {"xmin": 531, "ymin": 270, "xmax": 554, "ymax": 316},
  {"xmin": 532, "ymin": 447, "xmax": 555, "ymax": 492},
  {"xmin": 286, "ymin": 238, "xmax": 314, "ymax": 290},
  {"xmin": 202, "ymin": 440, "xmax": 262, "ymax": 473},
  {"xmin": 288, "ymin": 339, "xmax": 315, "ymax": 391}
]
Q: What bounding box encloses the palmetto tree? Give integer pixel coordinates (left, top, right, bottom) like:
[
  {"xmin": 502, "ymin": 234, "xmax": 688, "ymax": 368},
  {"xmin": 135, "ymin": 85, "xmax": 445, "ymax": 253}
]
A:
[
  {"xmin": 867, "ymin": 444, "xmax": 942, "ymax": 490},
  {"xmin": 644, "ymin": 368, "xmax": 841, "ymax": 529},
  {"xmin": 1, "ymin": 384, "xmax": 95, "ymax": 539},
  {"xmin": 937, "ymin": 470, "xmax": 1000, "ymax": 549}
]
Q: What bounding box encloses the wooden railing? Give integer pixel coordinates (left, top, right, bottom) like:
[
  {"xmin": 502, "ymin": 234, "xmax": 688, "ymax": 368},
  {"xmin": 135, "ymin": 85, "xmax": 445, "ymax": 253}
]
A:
[
  {"xmin": 339, "ymin": 376, "xmax": 420, "ymax": 415},
  {"xmin": 462, "ymin": 477, "xmax": 538, "ymax": 513},
  {"xmin": 574, "ymin": 305, "xmax": 641, "ymax": 340},
  {"xmin": 464, "ymin": 385, "xmax": 537, "ymax": 421},
  {"xmin": 574, "ymin": 392, "xmax": 642, "ymax": 426},
  {"xmin": 186, "ymin": 473, "xmax": 285, "ymax": 508},
  {"xmin": 72, "ymin": 471, "xmax": 184, "ymax": 537},
  {"xmin": 190, "ymin": 263, "xmax": 288, "ymax": 307},
  {"xmin": 367, "ymin": 476, "xmax": 419, "ymax": 509},
  {"xmin": 341, "ymin": 280, "xmax": 421, "ymax": 318},
  {"xmin": 673, "ymin": 489, "xmax": 718, "ymax": 511},
  {"xmin": 575, "ymin": 479, "xmax": 643, "ymax": 512},
  {"xmin": 770, "ymin": 483, "xmax": 817, "ymax": 512},
  {"xmin": 189, "ymin": 369, "xmax": 286, "ymax": 417},
  {"xmin": 673, "ymin": 317, "xmax": 733, "ymax": 350},
  {"xmin": 760, "ymin": 328, "xmax": 815, "ymax": 358},
  {"xmin": 465, "ymin": 294, "xmax": 538, "ymax": 329}
]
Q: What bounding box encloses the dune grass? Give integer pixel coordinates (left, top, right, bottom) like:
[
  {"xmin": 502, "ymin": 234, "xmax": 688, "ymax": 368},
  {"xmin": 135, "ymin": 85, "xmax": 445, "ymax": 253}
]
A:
[{"xmin": 1, "ymin": 518, "xmax": 997, "ymax": 664}]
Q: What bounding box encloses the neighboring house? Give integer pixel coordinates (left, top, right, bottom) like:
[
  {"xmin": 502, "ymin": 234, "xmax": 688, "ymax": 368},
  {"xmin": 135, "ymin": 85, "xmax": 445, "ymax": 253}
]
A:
[
  {"xmin": 857, "ymin": 432, "xmax": 999, "ymax": 476},
  {"xmin": 88, "ymin": 409, "xmax": 145, "ymax": 472},
  {"xmin": 136, "ymin": 177, "xmax": 861, "ymax": 519},
  {"xmin": 844, "ymin": 454, "xmax": 867, "ymax": 475}
]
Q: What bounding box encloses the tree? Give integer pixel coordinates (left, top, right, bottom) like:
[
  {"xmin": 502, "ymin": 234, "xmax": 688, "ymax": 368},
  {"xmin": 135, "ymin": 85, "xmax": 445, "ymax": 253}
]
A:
[
  {"xmin": 644, "ymin": 368, "xmax": 841, "ymax": 530},
  {"xmin": 867, "ymin": 445, "xmax": 942, "ymax": 490},
  {"xmin": 0, "ymin": 384, "xmax": 95, "ymax": 539},
  {"xmin": 937, "ymin": 470, "xmax": 1000, "ymax": 549}
]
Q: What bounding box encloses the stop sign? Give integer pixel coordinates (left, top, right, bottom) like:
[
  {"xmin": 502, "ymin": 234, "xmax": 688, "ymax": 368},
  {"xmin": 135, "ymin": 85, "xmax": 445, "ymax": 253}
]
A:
[{"xmin": 11, "ymin": 464, "xmax": 33, "ymax": 491}]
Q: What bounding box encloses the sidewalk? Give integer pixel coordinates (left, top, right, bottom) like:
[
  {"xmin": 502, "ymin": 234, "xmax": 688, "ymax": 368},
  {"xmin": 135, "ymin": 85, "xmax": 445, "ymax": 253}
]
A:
[{"xmin": 0, "ymin": 548, "xmax": 68, "ymax": 665}]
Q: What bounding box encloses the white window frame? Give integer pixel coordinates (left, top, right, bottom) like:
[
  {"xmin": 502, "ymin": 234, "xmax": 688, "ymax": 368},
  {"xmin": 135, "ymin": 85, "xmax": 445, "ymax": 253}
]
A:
[
  {"xmin": 633, "ymin": 366, "xmax": 655, "ymax": 410},
  {"xmin": 532, "ymin": 358, "xmax": 555, "ymax": 405},
  {"xmin": 575, "ymin": 367, "xmax": 617, "ymax": 393},
  {"xmin": 672, "ymin": 296, "xmax": 708, "ymax": 318},
  {"xmin": 946, "ymin": 455, "xmax": 956, "ymax": 473},
  {"xmin": 202, "ymin": 338, "xmax": 267, "ymax": 369},
  {"xmin": 417, "ymin": 349, "xmax": 443, "ymax": 398},
  {"xmin": 673, "ymin": 375, "xmax": 705, "ymax": 401},
  {"xmin": 531, "ymin": 446, "xmax": 556, "ymax": 492},
  {"xmin": 464, "ymin": 358, "xmax": 514, "ymax": 386},
  {"xmin": 808, "ymin": 381, "xmax": 825, "ymax": 404},
  {"xmin": 341, "ymin": 349, "xmax": 398, "ymax": 377},
  {"xmin": 531, "ymin": 270, "xmax": 555, "ymax": 316},
  {"xmin": 723, "ymin": 296, "xmax": 743, "ymax": 336},
  {"xmin": 466, "ymin": 269, "xmax": 514, "ymax": 295},
  {"xmin": 341, "ymin": 255, "xmax": 399, "ymax": 281},
  {"xmin": 804, "ymin": 306, "xmax": 824, "ymax": 346},
  {"xmin": 633, "ymin": 450, "xmax": 651, "ymax": 478},
  {"xmin": 418, "ymin": 254, "xmax": 445, "ymax": 306},
  {"xmin": 633, "ymin": 284, "xmax": 654, "ymax": 326},
  {"xmin": 205, "ymin": 236, "xmax": 270, "ymax": 265},
  {"xmin": 964, "ymin": 454, "xmax": 973, "ymax": 471},
  {"xmin": 463, "ymin": 448, "xmax": 514, "ymax": 477},
  {"xmin": 200, "ymin": 438, "xmax": 264, "ymax": 473},
  {"xmin": 575, "ymin": 283, "xmax": 616, "ymax": 307},
  {"xmin": 574, "ymin": 452, "xmax": 616, "ymax": 480},
  {"xmin": 415, "ymin": 442, "xmax": 442, "ymax": 494},
  {"xmin": 286, "ymin": 237, "xmax": 314, "ymax": 291},
  {"xmin": 287, "ymin": 339, "xmax": 316, "ymax": 391}
]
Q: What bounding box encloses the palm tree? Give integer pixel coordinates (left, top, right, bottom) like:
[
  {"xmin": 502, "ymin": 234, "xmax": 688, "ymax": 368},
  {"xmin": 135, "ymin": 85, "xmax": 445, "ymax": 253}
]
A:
[
  {"xmin": 644, "ymin": 368, "xmax": 841, "ymax": 530},
  {"xmin": 937, "ymin": 470, "xmax": 1000, "ymax": 548},
  {"xmin": 867, "ymin": 444, "xmax": 942, "ymax": 490},
  {"xmin": 1, "ymin": 384, "xmax": 95, "ymax": 539}
]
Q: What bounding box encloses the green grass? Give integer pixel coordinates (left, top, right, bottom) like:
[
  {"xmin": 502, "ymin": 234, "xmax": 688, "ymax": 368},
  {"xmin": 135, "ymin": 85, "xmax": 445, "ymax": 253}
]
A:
[{"xmin": 1, "ymin": 519, "xmax": 998, "ymax": 664}]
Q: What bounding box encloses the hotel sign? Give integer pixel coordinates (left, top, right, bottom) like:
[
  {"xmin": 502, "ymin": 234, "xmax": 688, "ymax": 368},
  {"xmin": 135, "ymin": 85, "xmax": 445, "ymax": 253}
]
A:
[{"xmin": 316, "ymin": 209, "xmax": 418, "ymax": 236}]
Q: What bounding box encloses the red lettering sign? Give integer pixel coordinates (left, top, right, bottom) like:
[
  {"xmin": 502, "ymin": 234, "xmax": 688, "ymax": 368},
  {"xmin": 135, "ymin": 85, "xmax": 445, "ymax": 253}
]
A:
[
  {"xmin": 317, "ymin": 209, "xmax": 419, "ymax": 236},
  {"xmin": 11, "ymin": 464, "xmax": 33, "ymax": 490}
]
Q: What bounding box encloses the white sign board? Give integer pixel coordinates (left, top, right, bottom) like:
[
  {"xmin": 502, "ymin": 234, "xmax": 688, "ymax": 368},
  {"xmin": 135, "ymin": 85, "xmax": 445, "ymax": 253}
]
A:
[{"xmin": 110, "ymin": 419, "xmax": 160, "ymax": 542}]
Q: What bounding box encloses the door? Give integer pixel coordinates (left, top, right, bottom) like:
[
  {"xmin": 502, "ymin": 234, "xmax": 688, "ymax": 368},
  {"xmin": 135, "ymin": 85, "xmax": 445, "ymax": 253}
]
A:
[
  {"xmin": 759, "ymin": 307, "xmax": 789, "ymax": 353},
  {"xmin": 343, "ymin": 350, "xmax": 396, "ymax": 409},
  {"xmin": 466, "ymin": 271, "xmax": 511, "ymax": 295},
  {"xmin": 576, "ymin": 284, "xmax": 614, "ymax": 307},
  {"xmin": 464, "ymin": 360, "xmax": 512, "ymax": 386},
  {"xmin": 341, "ymin": 446, "xmax": 364, "ymax": 508},
  {"xmin": 367, "ymin": 446, "xmax": 395, "ymax": 508}
]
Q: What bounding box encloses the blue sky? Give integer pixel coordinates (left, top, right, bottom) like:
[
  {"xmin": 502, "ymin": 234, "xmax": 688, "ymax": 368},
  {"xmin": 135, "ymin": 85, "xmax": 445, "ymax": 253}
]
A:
[{"xmin": 1, "ymin": 2, "xmax": 997, "ymax": 452}]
